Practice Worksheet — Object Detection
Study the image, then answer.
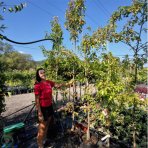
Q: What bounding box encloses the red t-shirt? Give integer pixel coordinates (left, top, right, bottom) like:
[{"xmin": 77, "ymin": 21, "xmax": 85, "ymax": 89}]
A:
[{"xmin": 34, "ymin": 80, "xmax": 55, "ymax": 107}]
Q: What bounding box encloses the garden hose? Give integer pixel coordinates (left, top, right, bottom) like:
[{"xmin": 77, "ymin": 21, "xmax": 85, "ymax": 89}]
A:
[{"xmin": 0, "ymin": 33, "xmax": 55, "ymax": 44}]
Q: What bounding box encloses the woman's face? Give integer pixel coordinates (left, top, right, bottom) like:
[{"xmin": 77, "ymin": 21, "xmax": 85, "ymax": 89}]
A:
[{"xmin": 38, "ymin": 69, "xmax": 46, "ymax": 80}]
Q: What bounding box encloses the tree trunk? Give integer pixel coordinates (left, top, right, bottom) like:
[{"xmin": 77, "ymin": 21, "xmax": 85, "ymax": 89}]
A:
[
  {"xmin": 133, "ymin": 52, "xmax": 138, "ymax": 148},
  {"xmin": 87, "ymin": 108, "xmax": 90, "ymax": 140},
  {"xmin": 80, "ymin": 82, "xmax": 81, "ymax": 99}
]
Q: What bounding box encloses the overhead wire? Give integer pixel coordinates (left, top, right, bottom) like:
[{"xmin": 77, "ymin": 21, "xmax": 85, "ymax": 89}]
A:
[
  {"xmin": 4, "ymin": 0, "xmax": 99, "ymax": 27},
  {"xmin": 26, "ymin": 0, "xmax": 98, "ymax": 27},
  {"xmin": 85, "ymin": 12, "xmax": 99, "ymax": 26},
  {"xmin": 93, "ymin": 0, "xmax": 110, "ymax": 18},
  {"xmin": 25, "ymin": 0, "xmax": 65, "ymax": 24},
  {"xmin": 25, "ymin": 0, "xmax": 101, "ymax": 50},
  {"xmin": 45, "ymin": 0, "xmax": 65, "ymax": 14},
  {"xmin": 97, "ymin": 0, "xmax": 111, "ymax": 17}
]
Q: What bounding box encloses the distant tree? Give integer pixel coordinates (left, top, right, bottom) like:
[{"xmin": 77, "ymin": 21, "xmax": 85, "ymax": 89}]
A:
[
  {"xmin": 0, "ymin": 41, "xmax": 37, "ymax": 89},
  {"xmin": 0, "ymin": 41, "xmax": 36, "ymax": 71},
  {"xmin": 0, "ymin": 41, "xmax": 14, "ymax": 53},
  {"xmin": 2, "ymin": 51, "xmax": 36, "ymax": 70}
]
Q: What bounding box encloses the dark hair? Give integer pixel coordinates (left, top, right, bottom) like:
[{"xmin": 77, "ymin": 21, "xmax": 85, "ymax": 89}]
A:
[{"xmin": 36, "ymin": 68, "xmax": 44, "ymax": 82}]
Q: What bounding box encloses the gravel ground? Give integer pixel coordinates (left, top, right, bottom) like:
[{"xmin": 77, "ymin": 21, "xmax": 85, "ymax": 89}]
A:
[{"xmin": 1, "ymin": 93, "xmax": 35, "ymax": 117}]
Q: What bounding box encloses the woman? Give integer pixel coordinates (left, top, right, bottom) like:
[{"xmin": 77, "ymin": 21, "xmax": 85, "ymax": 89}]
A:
[{"xmin": 34, "ymin": 68, "xmax": 71, "ymax": 148}]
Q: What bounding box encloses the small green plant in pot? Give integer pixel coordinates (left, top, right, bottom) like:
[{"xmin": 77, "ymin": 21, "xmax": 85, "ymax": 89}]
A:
[{"xmin": 64, "ymin": 102, "xmax": 79, "ymax": 131}]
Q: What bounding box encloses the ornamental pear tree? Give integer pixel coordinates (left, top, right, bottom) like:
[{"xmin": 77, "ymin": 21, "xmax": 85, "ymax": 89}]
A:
[
  {"xmin": 78, "ymin": 33, "xmax": 98, "ymax": 87},
  {"xmin": 65, "ymin": 0, "xmax": 86, "ymax": 95},
  {"xmin": 48, "ymin": 16, "xmax": 63, "ymax": 51},
  {"xmin": 41, "ymin": 16, "xmax": 63, "ymax": 80},
  {"xmin": 108, "ymin": 0, "xmax": 147, "ymax": 84},
  {"xmin": 65, "ymin": 0, "xmax": 86, "ymax": 43},
  {"xmin": 106, "ymin": 1, "xmax": 147, "ymax": 147},
  {"xmin": 42, "ymin": 48, "xmax": 80, "ymax": 82}
]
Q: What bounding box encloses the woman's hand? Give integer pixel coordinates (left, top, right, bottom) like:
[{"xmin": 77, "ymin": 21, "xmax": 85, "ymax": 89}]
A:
[
  {"xmin": 38, "ymin": 112, "xmax": 44, "ymax": 122},
  {"xmin": 55, "ymin": 79, "xmax": 75, "ymax": 88},
  {"xmin": 66, "ymin": 79, "xmax": 74, "ymax": 86}
]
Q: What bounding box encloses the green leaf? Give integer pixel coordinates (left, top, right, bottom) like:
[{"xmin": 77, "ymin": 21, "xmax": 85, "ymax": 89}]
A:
[{"xmin": 8, "ymin": 8, "xmax": 14, "ymax": 12}]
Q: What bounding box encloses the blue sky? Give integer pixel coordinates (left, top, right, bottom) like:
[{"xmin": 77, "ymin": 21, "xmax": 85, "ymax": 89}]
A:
[{"xmin": 1, "ymin": 0, "xmax": 145, "ymax": 61}]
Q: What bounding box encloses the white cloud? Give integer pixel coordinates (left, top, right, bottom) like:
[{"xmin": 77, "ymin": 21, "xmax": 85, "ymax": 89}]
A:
[{"xmin": 18, "ymin": 51, "xmax": 25, "ymax": 54}]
